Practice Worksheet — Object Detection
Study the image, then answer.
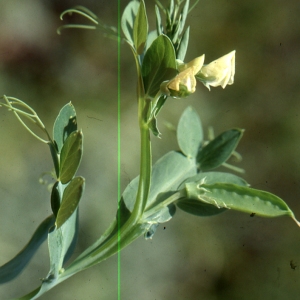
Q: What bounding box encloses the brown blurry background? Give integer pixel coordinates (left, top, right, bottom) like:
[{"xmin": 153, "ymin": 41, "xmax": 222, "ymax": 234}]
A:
[{"xmin": 1, "ymin": 0, "xmax": 300, "ymax": 299}]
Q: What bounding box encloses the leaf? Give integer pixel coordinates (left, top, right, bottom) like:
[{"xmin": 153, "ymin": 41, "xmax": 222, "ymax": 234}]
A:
[
  {"xmin": 47, "ymin": 226, "xmax": 64, "ymax": 280},
  {"xmin": 121, "ymin": 0, "xmax": 140, "ymax": 45},
  {"xmin": 133, "ymin": 0, "xmax": 148, "ymax": 54},
  {"xmin": 155, "ymin": 5, "xmax": 163, "ymax": 36},
  {"xmin": 0, "ymin": 215, "xmax": 55, "ymax": 284},
  {"xmin": 142, "ymin": 35, "xmax": 177, "ymax": 97},
  {"xmin": 177, "ymin": 106, "xmax": 203, "ymax": 158},
  {"xmin": 53, "ymin": 102, "xmax": 77, "ymax": 153},
  {"xmin": 47, "ymin": 210, "xmax": 79, "ymax": 282},
  {"xmin": 178, "ymin": 0, "xmax": 190, "ymax": 36},
  {"xmin": 46, "ymin": 180, "xmax": 83, "ymax": 282},
  {"xmin": 51, "ymin": 181, "xmax": 60, "ymax": 217},
  {"xmin": 148, "ymin": 94, "xmax": 167, "ymax": 137},
  {"xmin": 197, "ymin": 128, "xmax": 244, "ymax": 171},
  {"xmin": 177, "ymin": 26, "xmax": 190, "ymax": 61},
  {"xmin": 177, "ymin": 172, "xmax": 248, "ymax": 217},
  {"xmin": 56, "ymin": 177, "xmax": 85, "ymax": 229},
  {"xmin": 184, "ymin": 182, "xmax": 300, "ymax": 225},
  {"xmin": 123, "ymin": 151, "xmax": 197, "ymax": 212},
  {"xmin": 59, "ymin": 130, "xmax": 83, "ymax": 184}
]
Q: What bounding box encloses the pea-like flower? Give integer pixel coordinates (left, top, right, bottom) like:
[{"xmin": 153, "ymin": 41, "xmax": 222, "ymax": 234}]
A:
[
  {"xmin": 196, "ymin": 50, "xmax": 235, "ymax": 90},
  {"xmin": 161, "ymin": 55, "xmax": 205, "ymax": 98}
]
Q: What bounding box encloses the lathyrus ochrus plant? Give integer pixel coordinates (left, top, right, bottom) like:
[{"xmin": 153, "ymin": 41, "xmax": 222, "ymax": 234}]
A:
[{"xmin": 0, "ymin": 1, "xmax": 299, "ymax": 298}]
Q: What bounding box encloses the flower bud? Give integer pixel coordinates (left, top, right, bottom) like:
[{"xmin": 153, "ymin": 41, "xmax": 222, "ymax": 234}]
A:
[
  {"xmin": 161, "ymin": 55, "xmax": 205, "ymax": 98},
  {"xmin": 196, "ymin": 50, "xmax": 235, "ymax": 90}
]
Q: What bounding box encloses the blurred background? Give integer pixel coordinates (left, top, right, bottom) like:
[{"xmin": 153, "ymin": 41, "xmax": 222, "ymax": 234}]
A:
[{"xmin": 1, "ymin": 0, "xmax": 300, "ymax": 299}]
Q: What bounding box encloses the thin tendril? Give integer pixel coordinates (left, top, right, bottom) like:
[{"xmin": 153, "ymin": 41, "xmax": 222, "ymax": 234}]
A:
[
  {"xmin": 57, "ymin": 24, "xmax": 97, "ymax": 34},
  {"xmin": 0, "ymin": 95, "xmax": 50, "ymax": 143},
  {"xmin": 72, "ymin": 6, "xmax": 98, "ymax": 20},
  {"xmin": 58, "ymin": 6, "xmax": 118, "ymax": 40},
  {"xmin": 60, "ymin": 9, "xmax": 99, "ymax": 24}
]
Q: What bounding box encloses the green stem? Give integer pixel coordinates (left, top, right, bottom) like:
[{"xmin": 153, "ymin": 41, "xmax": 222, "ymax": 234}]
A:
[
  {"xmin": 59, "ymin": 218, "xmax": 143, "ymax": 281},
  {"xmin": 131, "ymin": 99, "xmax": 152, "ymax": 219},
  {"xmin": 60, "ymin": 60, "xmax": 153, "ymax": 282}
]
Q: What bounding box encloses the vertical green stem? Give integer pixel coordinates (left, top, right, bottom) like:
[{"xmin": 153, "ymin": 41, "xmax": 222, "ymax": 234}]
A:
[
  {"xmin": 60, "ymin": 46, "xmax": 153, "ymax": 282},
  {"xmin": 60, "ymin": 64, "xmax": 152, "ymax": 280},
  {"xmin": 131, "ymin": 96, "xmax": 152, "ymax": 220}
]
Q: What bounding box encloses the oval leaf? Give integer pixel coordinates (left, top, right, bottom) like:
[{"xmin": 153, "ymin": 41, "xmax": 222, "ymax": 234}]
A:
[
  {"xmin": 56, "ymin": 176, "xmax": 85, "ymax": 229},
  {"xmin": 133, "ymin": 0, "xmax": 148, "ymax": 54},
  {"xmin": 177, "ymin": 26, "xmax": 190, "ymax": 61},
  {"xmin": 53, "ymin": 102, "xmax": 77, "ymax": 153},
  {"xmin": 59, "ymin": 130, "xmax": 83, "ymax": 184},
  {"xmin": 51, "ymin": 181, "xmax": 60, "ymax": 217},
  {"xmin": 177, "ymin": 106, "xmax": 203, "ymax": 158},
  {"xmin": 197, "ymin": 128, "xmax": 244, "ymax": 171},
  {"xmin": 142, "ymin": 34, "xmax": 177, "ymax": 97},
  {"xmin": 121, "ymin": 0, "xmax": 139, "ymax": 45}
]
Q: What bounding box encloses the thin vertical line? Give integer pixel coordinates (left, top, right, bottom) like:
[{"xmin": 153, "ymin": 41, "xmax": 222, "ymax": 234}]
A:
[{"xmin": 117, "ymin": 0, "xmax": 121, "ymax": 299}]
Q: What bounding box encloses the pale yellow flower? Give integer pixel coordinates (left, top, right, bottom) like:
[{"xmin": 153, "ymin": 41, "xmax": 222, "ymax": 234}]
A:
[
  {"xmin": 196, "ymin": 50, "xmax": 235, "ymax": 90},
  {"xmin": 161, "ymin": 55, "xmax": 205, "ymax": 98}
]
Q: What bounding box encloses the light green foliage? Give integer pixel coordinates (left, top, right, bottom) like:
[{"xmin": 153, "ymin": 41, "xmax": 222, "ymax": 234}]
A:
[
  {"xmin": 142, "ymin": 35, "xmax": 177, "ymax": 97},
  {"xmin": 56, "ymin": 177, "xmax": 85, "ymax": 229},
  {"xmin": 121, "ymin": 0, "xmax": 140, "ymax": 46},
  {"xmin": 177, "ymin": 106, "xmax": 203, "ymax": 158},
  {"xmin": 197, "ymin": 128, "xmax": 244, "ymax": 171},
  {"xmin": 0, "ymin": 0, "xmax": 299, "ymax": 299},
  {"xmin": 59, "ymin": 130, "xmax": 83, "ymax": 184},
  {"xmin": 53, "ymin": 102, "xmax": 77, "ymax": 153},
  {"xmin": 133, "ymin": 0, "xmax": 148, "ymax": 54}
]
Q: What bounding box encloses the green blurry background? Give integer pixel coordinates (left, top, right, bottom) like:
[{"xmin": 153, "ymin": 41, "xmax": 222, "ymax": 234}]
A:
[{"xmin": 1, "ymin": 0, "xmax": 300, "ymax": 299}]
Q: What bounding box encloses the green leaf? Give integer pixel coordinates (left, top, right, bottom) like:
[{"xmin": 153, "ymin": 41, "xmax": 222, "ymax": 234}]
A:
[
  {"xmin": 184, "ymin": 181, "xmax": 300, "ymax": 225},
  {"xmin": 142, "ymin": 34, "xmax": 177, "ymax": 97},
  {"xmin": 53, "ymin": 102, "xmax": 77, "ymax": 153},
  {"xmin": 155, "ymin": 5, "xmax": 163, "ymax": 36},
  {"xmin": 0, "ymin": 215, "xmax": 55, "ymax": 283},
  {"xmin": 177, "ymin": 171, "xmax": 248, "ymax": 216},
  {"xmin": 123, "ymin": 151, "xmax": 197, "ymax": 212},
  {"xmin": 121, "ymin": 0, "xmax": 140, "ymax": 45},
  {"xmin": 48, "ymin": 207, "xmax": 79, "ymax": 281},
  {"xmin": 59, "ymin": 130, "xmax": 83, "ymax": 184},
  {"xmin": 47, "ymin": 226, "xmax": 64, "ymax": 280},
  {"xmin": 51, "ymin": 181, "xmax": 60, "ymax": 217},
  {"xmin": 177, "ymin": 106, "xmax": 203, "ymax": 158},
  {"xmin": 133, "ymin": 0, "xmax": 148, "ymax": 54},
  {"xmin": 148, "ymin": 94, "xmax": 167, "ymax": 137},
  {"xmin": 56, "ymin": 177, "xmax": 85, "ymax": 229},
  {"xmin": 178, "ymin": 0, "xmax": 189, "ymax": 36},
  {"xmin": 177, "ymin": 26, "xmax": 189, "ymax": 61},
  {"xmin": 197, "ymin": 128, "xmax": 244, "ymax": 171}
]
